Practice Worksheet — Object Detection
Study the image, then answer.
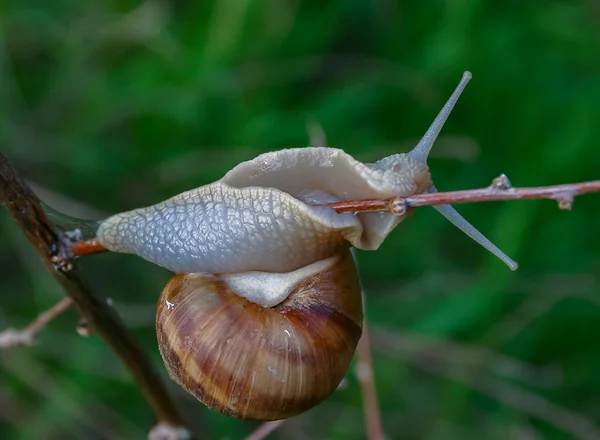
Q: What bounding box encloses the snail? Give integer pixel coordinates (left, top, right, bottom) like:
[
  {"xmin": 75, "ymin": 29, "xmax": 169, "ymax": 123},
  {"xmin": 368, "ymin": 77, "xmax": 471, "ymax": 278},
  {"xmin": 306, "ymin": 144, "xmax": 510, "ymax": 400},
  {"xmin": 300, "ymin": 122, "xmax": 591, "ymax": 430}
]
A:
[{"xmin": 60, "ymin": 72, "xmax": 517, "ymax": 421}]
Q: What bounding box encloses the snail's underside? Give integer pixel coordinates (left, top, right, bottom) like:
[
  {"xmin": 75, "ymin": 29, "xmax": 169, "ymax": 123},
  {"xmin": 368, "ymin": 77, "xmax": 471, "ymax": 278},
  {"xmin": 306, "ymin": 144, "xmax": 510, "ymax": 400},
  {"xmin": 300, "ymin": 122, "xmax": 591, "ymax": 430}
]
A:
[{"xmin": 156, "ymin": 248, "xmax": 363, "ymax": 421}]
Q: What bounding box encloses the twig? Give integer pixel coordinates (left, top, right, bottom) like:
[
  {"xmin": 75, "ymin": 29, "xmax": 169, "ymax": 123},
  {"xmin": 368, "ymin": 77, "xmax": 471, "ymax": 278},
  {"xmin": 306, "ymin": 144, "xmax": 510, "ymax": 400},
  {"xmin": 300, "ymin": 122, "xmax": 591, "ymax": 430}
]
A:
[
  {"xmin": 0, "ymin": 152, "xmax": 193, "ymax": 439},
  {"xmin": 355, "ymin": 323, "xmax": 384, "ymax": 440},
  {"xmin": 324, "ymin": 177, "xmax": 600, "ymax": 214},
  {"xmin": 244, "ymin": 421, "xmax": 286, "ymax": 440},
  {"xmin": 68, "ymin": 176, "xmax": 600, "ymax": 257},
  {"xmin": 0, "ymin": 297, "xmax": 73, "ymax": 348},
  {"xmin": 70, "ymin": 237, "xmax": 107, "ymax": 256}
]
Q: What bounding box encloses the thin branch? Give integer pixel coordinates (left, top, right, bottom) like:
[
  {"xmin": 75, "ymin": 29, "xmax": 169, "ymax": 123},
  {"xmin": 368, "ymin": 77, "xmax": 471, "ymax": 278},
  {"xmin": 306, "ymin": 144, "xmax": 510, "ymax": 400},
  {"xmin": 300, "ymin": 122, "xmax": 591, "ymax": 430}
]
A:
[
  {"xmin": 70, "ymin": 237, "xmax": 108, "ymax": 256},
  {"xmin": 68, "ymin": 176, "xmax": 600, "ymax": 257},
  {"xmin": 323, "ymin": 198, "xmax": 391, "ymax": 215},
  {"xmin": 355, "ymin": 323, "xmax": 384, "ymax": 440},
  {"xmin": 407, "ymin": 177, "xmax": 600, "ymax": 208},
  {"xmin": 244, "ymin": 421, "xmax": 286, "ymax": 440},
  {"xmin": 324, "ymin": 177, "xmax": 600, "ymax": 214},
  {"xmin": 0, "ymin": 297, "xmax": 73, "ymax": 348},
  {"xmin": 0, "ymin": 152, "xmax": 193, "ymax": 439}
]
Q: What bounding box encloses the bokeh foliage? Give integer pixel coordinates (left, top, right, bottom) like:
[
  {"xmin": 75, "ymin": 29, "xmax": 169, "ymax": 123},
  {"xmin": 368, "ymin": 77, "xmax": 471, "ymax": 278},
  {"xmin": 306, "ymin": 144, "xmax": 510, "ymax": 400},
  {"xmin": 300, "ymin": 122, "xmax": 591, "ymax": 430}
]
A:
[{"xmin": 1, "ymin": 1, "xmax": 599, "ymax": 439}]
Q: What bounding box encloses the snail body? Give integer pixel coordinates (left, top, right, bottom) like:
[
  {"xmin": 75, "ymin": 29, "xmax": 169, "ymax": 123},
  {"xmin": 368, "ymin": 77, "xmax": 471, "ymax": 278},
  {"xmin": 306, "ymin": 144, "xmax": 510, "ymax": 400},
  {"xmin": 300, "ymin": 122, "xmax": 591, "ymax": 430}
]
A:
[
  {"xmin": 89, "ymin": 72, "xmax": 516, "ymax": 421},
  {"xmin": 95, "ymin": 146, "xmax": 432, "ymax": 277}
]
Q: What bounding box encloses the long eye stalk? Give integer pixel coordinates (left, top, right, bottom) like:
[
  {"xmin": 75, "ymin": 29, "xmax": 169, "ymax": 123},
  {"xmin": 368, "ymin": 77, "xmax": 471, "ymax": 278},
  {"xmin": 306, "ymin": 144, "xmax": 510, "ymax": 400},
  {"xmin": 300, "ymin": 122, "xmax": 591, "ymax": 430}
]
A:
[
  {"xmin": 409, "ymin": 72, "xmax": 518, "ymax": 271},
  {"xmin": 409, "ymin": 71, "xmax": 472, "ymax": 164}
]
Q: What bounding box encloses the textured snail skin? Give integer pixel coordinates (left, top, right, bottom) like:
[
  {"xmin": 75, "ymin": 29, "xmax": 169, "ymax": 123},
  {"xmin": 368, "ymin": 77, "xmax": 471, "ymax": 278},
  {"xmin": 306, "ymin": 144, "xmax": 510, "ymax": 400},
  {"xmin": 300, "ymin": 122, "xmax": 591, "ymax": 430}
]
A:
[
  {"xmin": 156, "ymin": 248, "xmax": 363, "ymax": 421},
  {"xmin": 96, "ymin": 147, "xmax": 432, "ymax": 277}
]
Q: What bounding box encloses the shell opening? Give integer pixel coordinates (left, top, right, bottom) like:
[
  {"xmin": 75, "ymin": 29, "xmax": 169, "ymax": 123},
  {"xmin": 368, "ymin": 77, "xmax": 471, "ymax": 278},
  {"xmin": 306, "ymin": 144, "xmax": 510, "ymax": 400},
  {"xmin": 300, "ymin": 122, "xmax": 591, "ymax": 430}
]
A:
[{"xmin": 221, "ymin": 255, "xmax": 340, "ymax": 307}]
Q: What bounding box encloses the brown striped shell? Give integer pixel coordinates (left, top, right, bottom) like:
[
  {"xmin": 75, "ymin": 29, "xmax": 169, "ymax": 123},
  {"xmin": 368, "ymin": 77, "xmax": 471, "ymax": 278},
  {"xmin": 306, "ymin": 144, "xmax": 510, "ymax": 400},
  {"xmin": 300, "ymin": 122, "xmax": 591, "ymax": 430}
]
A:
[{"xmin": 156, "ymin": 248, "xmax": 363, "ymax": 421}]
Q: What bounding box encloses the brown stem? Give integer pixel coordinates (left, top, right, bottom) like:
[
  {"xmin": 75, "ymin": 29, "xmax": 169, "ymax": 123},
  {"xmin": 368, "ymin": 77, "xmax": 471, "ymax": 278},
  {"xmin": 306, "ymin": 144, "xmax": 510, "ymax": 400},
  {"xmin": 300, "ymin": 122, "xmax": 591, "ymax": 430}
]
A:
[
  {"xmin": 69, "ymin": 176, "xmax": 600, "ymax": 257},
  {"xmin": 244, "ymin": 421, "xmax": 286, "ymax": 440},
  {"xmin": 0, "ymin": 297, "xmax": 73, "ymax": 348},
  {"xmin": 71, "ymin": 238, "xmax": 108, "ymax": 256},
  {"xmin": 0, "ymin": 152, "xmax": 193, "ymax": 438},
  {"xmin": 405, "ymin": 178, "xmax": 600, "ymax": 208},
  {"xmin": 323, "ymin": 198, "xmax": 390, "ymax": 214},
  {"xmin": 323, "ymin": 177, "xmax": 600, "ymax": 214},
  {"xmin": 356, "ymin": 323, "xmax": 384, "ymax": 440}
]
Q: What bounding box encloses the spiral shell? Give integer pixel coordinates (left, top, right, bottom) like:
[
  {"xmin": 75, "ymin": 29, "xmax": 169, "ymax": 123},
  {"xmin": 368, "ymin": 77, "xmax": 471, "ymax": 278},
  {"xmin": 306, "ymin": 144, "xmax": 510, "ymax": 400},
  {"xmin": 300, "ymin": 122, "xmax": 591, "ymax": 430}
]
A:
[{"xmin": 156, "ymin": 248, "xmax": 363, "ymax": 421}]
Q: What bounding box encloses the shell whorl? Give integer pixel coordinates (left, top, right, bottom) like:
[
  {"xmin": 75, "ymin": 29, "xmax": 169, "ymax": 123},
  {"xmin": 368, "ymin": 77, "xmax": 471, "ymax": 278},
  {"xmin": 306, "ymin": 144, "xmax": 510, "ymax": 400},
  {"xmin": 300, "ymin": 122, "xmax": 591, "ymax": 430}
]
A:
[{"xmin": 156, "ymin": 248, "xmax": 363, "ymax": 421}]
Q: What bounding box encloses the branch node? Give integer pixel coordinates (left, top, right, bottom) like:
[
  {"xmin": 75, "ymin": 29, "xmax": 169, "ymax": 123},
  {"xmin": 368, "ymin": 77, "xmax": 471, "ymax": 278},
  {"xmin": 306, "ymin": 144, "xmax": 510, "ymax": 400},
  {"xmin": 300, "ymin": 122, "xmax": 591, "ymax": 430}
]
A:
[
  {"xmin": 76, "ymin": 317, "xmax": 93, "ymax": 337},
  {"xmin": 51, "ymin": 254, "xmax": 74, "ymax": 272},
  {"xmin": 557, "ymin": 196, "xmax": 575, "ymax": 211},
  {"xmin": 389, "ymin": 197, "xmax": 408, "ymax": 216},
  {"xmin": 490, "ymin": 174, "xmax": 513, "ymax": 190},
  {"xmin": 50, "ymin": 232, "xmax": 77, "ymax": 272},
  {"xmin": 0, "ymin": 328, "xmax": 35, "ymax": 348},
  {"xmin": 0, "ymin": 297, "xmax": 73, "ymax": 350}
]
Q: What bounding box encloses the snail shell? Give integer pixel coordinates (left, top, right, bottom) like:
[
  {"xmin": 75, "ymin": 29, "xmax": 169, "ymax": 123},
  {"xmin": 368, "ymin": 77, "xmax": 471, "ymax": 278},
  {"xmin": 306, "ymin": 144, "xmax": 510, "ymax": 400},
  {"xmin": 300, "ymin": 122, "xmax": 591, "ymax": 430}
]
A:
[
  {"xmin": 91, "ymin": 72, "xmax": 516, "ymax": 421},
  {"xmin": 156, "ymin": 248, "xmax": 362, "ymax": 421}
]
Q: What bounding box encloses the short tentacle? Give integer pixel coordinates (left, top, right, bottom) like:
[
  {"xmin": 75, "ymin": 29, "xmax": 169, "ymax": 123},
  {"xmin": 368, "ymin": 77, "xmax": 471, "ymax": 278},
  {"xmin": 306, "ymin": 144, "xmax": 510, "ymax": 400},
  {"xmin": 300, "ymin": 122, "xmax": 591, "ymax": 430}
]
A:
[{"xmin": 430, "ymin": 187, "xmax": 518, "ymax": 270}]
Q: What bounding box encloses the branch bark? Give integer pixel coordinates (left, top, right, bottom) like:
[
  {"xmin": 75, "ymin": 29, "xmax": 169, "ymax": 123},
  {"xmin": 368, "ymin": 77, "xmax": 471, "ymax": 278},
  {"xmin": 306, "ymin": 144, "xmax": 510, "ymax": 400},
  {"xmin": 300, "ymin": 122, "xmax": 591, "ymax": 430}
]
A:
[
  {"xmin": 244, "ymin": 421, "xmax": 286, "ymax": 440},
  {"xmin": 324, "ymin": 176, "xmax": 600, "ymax": 214},
  {"xmin": 0, "ymin": 297, "xmax": 73, "ymax": 348},
  {"xmin": 0, "ymin": 152, "xmax": 193, "ymax": 438},
  {"xmin": 356, "ymin": 323, "xmax": 384, "ymax": 440},
  {"xmin": 68, "ymin": 175, "xmax": 600, "ymax": 257}
]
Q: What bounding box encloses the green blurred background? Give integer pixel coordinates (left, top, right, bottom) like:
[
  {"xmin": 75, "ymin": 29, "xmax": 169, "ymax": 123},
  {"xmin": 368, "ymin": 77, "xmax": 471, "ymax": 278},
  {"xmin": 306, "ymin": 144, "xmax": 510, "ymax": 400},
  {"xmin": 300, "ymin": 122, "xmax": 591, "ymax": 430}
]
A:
[{"xmin": 1, "ymin": 1, "xmax": 599, "ymax": 439}]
